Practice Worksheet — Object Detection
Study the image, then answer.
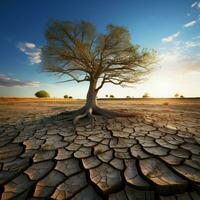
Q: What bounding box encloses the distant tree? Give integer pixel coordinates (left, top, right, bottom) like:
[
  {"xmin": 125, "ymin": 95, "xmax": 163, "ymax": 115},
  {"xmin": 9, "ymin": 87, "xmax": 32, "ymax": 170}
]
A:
[
  {"xmin": 68, "ymin": 96, "xmax": 73, "ymax": 99},
  {"xmin": 126, "ymin": 96, "xmax": 131, "ymax": 98},
  {"xmin": 142, "ymin": 92, "xmax": 149, "ymax": 98},
  {"xmin": 42, "ymin": 20, "xmax": 156, "ymax": 124},
  {"xmin": 110, "ymin": 95, "xmax": 114, "ymax": 98},
  {"xmin": 64, "ymin": 95, "xmax": 69, "ymax": 98},
  {"xmin": 105, "ymin": 94, "xmax": 109, "ymax": 98},
  {"xmin": 35, "ymin": 90, "xmax": 50, "ymax": 98},
  {"xmin": 180, "ymin": 95, "xmax": 184, "ymax": 98},
  {"xmin": 174, "ymin": 93, "xmax": 180, "ymax": 98}
]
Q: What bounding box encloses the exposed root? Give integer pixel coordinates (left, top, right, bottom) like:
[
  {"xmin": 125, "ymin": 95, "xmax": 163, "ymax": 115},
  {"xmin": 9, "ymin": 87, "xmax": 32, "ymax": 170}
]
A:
[
  {"xmin": 73, "ymin": 109, "xmax": 89, "ymax": 126},
  {"xmin": 73, "ymin": 107, "xmax": 97, "ymax": 128},
  {"xmin": 56, "ymin": 106, "xmax": 86, "ymax": 120},
  {"xmin": 87, "ymin": 108, "xmax": 97, "ymax": 127},
  {"xmin": 94, "ymin": 107, "xmax": 139, "ymax": 118},
  {"xmin": 57, "ymin": 105, "xmax": 140, "ymax": 128}
]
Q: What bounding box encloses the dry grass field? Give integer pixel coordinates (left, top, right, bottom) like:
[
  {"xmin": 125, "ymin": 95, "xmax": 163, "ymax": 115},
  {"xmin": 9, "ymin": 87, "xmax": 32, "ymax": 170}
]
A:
[{"xmin": 1, "ymin": 97, "xmax": 200, "ymax": 121}]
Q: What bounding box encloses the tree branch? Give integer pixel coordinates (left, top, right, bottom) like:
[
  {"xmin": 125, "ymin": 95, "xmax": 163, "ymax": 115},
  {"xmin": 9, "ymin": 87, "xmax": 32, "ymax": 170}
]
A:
[{"xmin": 96, "ymin": 74, "xmax": 107, "ymax": 91}]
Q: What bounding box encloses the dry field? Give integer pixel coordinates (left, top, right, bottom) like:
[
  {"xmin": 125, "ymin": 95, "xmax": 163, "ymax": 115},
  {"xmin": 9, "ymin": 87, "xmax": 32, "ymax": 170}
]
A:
[
  {"xmin": 0, "ymin": 97, "xmax": 200, "ymax": 200},
  {"xmin": 1, "ymin": 97, "xmax": 200, "ymax": 118}
]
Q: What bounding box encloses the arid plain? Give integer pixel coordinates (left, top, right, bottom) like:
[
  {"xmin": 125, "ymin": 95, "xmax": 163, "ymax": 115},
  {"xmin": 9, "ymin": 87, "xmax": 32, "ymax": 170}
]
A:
[{"xmin": 0, "ymin": 98, "xmax": 200, "ymax": 200}]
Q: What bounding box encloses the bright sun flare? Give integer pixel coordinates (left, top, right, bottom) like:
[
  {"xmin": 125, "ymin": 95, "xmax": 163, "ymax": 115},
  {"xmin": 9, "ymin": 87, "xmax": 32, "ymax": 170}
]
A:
[{"xmin": 147, "ymin": 77, "xmax": 177, "ymax": 97}]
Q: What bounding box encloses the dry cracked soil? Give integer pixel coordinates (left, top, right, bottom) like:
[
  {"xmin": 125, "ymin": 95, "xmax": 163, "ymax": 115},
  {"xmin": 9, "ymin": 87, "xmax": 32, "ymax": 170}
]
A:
[{"xmin": 0, "ymin": 98, "xmax": 200, "ymax": 200}]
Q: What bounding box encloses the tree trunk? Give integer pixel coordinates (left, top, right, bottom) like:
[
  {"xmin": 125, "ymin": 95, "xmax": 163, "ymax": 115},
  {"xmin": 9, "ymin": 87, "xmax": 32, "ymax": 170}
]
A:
[
  {"xmin": 85, "ymin": 78, "xmax": 98, "ymax": 110},
  {"xmin": 59, "ymin": 77, "xmax": 137, "ymax": 126}
]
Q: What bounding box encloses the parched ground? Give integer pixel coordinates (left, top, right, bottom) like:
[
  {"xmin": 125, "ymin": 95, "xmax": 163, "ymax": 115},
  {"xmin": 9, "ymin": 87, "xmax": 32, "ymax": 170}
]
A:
[{"xmin": 0, "ymin": 98, "xmax": 200, "ymax": 200}]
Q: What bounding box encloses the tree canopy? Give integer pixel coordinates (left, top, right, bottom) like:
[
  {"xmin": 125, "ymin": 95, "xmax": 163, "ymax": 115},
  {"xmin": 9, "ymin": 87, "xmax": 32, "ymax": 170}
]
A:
[
  {"xmin": 35, "ymin": 90, "xmax": 50, "ymax": 98},
  {"xmin": 42, "ymin": 20, "xmax": 156, "ymax": 88}
]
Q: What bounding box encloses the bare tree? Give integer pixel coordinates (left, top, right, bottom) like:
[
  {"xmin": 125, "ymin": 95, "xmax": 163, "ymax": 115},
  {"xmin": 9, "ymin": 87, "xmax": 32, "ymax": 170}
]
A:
[{"xmin": 42, "ymin": 20, "xmax": 157, "ymax": 124}]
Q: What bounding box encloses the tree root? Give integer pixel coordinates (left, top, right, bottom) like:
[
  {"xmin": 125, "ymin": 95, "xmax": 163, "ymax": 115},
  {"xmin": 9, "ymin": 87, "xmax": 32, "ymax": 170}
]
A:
[
  {"xmin": 73, "ymin": 109, "xmax": 89, "ymax": 126},
  {"xmin": 72, "ymin": 108, "xmax": 97, "ymax": 128},
  {"xmin": 94, "ymin": 107, "xmax": 140, "ymax": 118},
  {"xmin": 56, "ymin": 106, "xmax": 86, "ymax": 120},
  {"xmin": 57, "ymin": 105, "xmax": 140, "ymax": 129}
]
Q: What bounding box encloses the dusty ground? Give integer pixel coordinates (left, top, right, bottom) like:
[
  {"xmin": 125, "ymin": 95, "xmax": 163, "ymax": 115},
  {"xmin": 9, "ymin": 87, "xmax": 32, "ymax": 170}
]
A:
[
  {"xmin": 0, "ymin": 98, "xmax": 200, "ymax": 200},
  {"xmin": 1, "ymin": 97, "xmax": 200, "ymax": 120}
]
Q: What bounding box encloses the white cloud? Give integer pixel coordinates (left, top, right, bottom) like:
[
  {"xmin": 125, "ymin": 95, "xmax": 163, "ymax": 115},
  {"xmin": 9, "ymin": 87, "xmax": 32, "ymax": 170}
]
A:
[
  {"xmin": 17, "ymin": 42, "xmax": 41, "ymax": 64},
  {"xmin": 159, "ymin": 41, "xmax": 200, "ymax": 75},
  {"xmin": 191, "ymin": 2, "xmax": 198, "ymax": 7},
  {"xmin": 160, "ymin": 53, "xmax": 200, "ymax": 75},
  {"xmin": 0, "ymin": 74, "xmax": 40, "ymax": 87},
  {"xmin": 162, "ymin": 32, "xmax": 180, "ymax": 43},
  {"xmin": 26, "ymin": 51, "xmax": 41, "ymax": 64},
  {"xmin": 172, "ymin": 37, "xmax": 200, "ymax": 49},
  {"xmin": 185, "ymin": 41, "xmax": 200, "ymax": 48},
  {"xmin": 183, "ymin": 20, "xmax": 197, "ymax": 28},
  {"xmin": 18, "ymin": 42, "xmax": 36, "ymax": 51},
  {"xmin": 191, "ymin": 1, "xmax": 200, "ymax": 8}
]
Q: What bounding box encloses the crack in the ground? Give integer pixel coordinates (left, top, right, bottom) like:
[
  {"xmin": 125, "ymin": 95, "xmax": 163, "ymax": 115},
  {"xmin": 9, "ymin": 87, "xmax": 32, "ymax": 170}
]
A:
[{"xmin": 0, "ymin": 109, "xmax": 200, "ymax": 200}]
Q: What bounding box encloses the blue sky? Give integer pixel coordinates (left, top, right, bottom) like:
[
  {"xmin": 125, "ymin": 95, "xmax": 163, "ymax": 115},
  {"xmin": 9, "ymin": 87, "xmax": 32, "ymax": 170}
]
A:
[{"xmin": 0, "ymin": 0, "xmax": 200, "ymax": 98}]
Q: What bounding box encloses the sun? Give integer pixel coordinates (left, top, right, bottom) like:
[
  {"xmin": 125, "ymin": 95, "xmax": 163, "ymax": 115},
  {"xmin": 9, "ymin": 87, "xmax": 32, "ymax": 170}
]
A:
[{"xmin": 147, "ymin": 77, "xmax": 177, "ymax": 97}]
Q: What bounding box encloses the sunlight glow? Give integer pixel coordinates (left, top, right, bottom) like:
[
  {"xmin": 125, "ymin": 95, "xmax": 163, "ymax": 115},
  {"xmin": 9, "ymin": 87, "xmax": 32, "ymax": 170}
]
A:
[{"xmin": 147, "ymin": 77, "xmax": 177, "ymax": 97}]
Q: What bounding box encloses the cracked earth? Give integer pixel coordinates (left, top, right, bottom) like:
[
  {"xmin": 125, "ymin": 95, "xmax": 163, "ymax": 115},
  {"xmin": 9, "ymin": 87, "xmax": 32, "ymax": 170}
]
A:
[{"xmin": 0, "ymin": 99, "xmax": 200, "ymax": 200}]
